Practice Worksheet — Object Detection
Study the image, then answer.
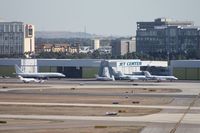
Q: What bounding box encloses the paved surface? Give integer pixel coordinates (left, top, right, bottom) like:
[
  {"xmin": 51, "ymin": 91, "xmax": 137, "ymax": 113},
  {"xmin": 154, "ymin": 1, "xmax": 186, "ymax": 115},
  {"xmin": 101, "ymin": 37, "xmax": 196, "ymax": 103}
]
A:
[
  {"xmin": 1, "ymin": 113, "xmax": 200, "ymax": 124},
  {"xmin": 0, "ymin": 79, "xmax": 200, "ymax": 133},
  {"xmin": 1, "ymin": 82, "xmax": 200, "ymax": 99},
  {"xmin": 0, "ymin": 101, "xmax": 200, "ymax": 110}
]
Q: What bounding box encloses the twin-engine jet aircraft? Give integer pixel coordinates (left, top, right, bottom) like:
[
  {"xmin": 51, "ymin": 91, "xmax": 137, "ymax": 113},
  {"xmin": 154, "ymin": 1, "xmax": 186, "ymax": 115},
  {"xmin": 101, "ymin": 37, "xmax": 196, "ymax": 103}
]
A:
[{"xmin": 15, "ymin": 65, "xmax": 65, "ymax": 83}]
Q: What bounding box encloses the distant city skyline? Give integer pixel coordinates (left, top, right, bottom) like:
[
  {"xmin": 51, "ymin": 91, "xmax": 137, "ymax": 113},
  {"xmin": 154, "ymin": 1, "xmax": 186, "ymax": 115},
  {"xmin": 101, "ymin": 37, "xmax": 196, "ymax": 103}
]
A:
[{"xmin": 0, "ymin": 0, "xmax": 200, "ymax": 36}]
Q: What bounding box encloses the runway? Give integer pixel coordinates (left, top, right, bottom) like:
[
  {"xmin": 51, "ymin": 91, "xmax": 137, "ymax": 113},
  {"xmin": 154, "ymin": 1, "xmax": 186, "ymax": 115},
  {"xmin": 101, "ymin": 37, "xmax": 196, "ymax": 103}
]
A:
[
  {"xmin": 0, "ymin": 79, "xmax": 200, "ymax": 133},
  {"xmin": 0, "ymin": 101, "xmax": 200, "ymax": 110},
  {"xmin": 1, "ymin": 113, "xmax": 200, "ymax": 124}
]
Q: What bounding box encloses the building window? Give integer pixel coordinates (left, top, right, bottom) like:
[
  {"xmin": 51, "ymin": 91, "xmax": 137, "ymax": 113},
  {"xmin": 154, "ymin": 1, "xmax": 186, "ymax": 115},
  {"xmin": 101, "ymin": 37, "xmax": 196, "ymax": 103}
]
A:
[
  {"xmin": 0, "ymin": 26, "xmax": 3, "ymax": 32},
  {"xmin": 28, "ymin": 29, "xmax": 33, "ymax": 36},
  {"xmin": 10, "ymin": 25, "xmax": 13, "ymax": 32},
  {"xmin": 19, "ymin": 27, "xmax": 22, "ymax": 32}
]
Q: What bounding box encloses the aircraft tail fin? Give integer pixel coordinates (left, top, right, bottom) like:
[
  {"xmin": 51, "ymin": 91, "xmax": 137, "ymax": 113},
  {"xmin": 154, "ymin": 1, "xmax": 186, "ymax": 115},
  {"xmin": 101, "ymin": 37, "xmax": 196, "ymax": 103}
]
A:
[
  {"xmin": 102, "ymin": 67, "xmax": 110, "ymax": 78},
  {"xmin": 111, "ymin": 75, "xmax": 115, "ymax": 81},
  {"xmin": 15, "ymin": 65, "xmax": 23, "ymax": 74},
  {"xmin": 144, "ymin": 71, "xmax": 152, "ymax": 77}
]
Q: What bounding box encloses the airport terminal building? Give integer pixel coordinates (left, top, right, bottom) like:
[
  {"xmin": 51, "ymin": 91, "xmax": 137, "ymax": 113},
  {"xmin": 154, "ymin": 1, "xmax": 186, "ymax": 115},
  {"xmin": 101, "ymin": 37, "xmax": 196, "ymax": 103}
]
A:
[{"xmin": 0, "ymin": 58, "xmax": 167, "ymax": 78}]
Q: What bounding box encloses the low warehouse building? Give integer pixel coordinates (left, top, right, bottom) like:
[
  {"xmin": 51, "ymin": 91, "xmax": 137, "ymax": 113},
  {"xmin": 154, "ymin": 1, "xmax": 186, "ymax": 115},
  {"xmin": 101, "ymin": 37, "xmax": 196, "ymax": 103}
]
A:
[
  {"xmin": 171, "ymin": 60, "xmax": 200, "ymax": 80},
  {"xmin": 0, "ymin": 58, "xmax": 167, "ymax": 78}
]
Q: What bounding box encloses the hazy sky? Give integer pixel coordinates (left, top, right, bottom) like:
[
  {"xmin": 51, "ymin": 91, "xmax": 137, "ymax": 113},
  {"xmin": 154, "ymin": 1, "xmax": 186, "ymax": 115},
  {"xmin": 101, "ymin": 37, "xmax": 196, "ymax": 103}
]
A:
[{"xmin": 0, "ymin": 0, "xmax": 200, "ymax": 36}]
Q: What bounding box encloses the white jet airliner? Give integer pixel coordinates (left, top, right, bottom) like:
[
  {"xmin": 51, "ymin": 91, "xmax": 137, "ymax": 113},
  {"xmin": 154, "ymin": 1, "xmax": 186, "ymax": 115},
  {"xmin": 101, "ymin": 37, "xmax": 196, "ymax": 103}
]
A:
[
  {"xmin": 18, "ymin": 75, "xmax": 44, "ymax": 83},
  {"xmin": 143, "ymin": 71, "xmax": 178, "ymax": 82},
  {"xmin": 15, "ymin": 65, "xmax": 65, "ymax": 79},
  {"xmin": 116, "ymin": 71, "xmax": 146, "ymax": 81},
  {"xmin": 111, "ymin": 68, "xmax": 146, "ymax": 81}
]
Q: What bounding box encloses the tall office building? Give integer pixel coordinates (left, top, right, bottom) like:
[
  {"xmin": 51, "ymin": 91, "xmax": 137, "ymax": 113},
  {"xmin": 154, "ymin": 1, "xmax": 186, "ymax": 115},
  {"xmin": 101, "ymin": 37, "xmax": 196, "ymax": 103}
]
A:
[
  {"xmin": 92, "ymin": 39, "xmax": 100, "ymax": 50},
  {"xmin": 111, "ymin": 37, "xmax": 136, "ymax": 57},
  {"xmin": 0, "ymin": 21, "xmax": 35, "ymax": 55},
  {"xmin": 136, "ymin": 18, "xmax": 200, "ymax": 53}
]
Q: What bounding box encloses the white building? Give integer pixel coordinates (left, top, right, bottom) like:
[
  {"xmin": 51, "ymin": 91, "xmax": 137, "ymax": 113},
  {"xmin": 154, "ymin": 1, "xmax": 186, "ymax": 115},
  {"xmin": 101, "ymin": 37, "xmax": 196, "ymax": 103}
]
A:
[
  {"xmin": 92, "ymin": 39, "xmax": 100, "ymax": 50},
  {"xmin": 0, "ymin": 21, "xmax": 35, "ymax": 55}
]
